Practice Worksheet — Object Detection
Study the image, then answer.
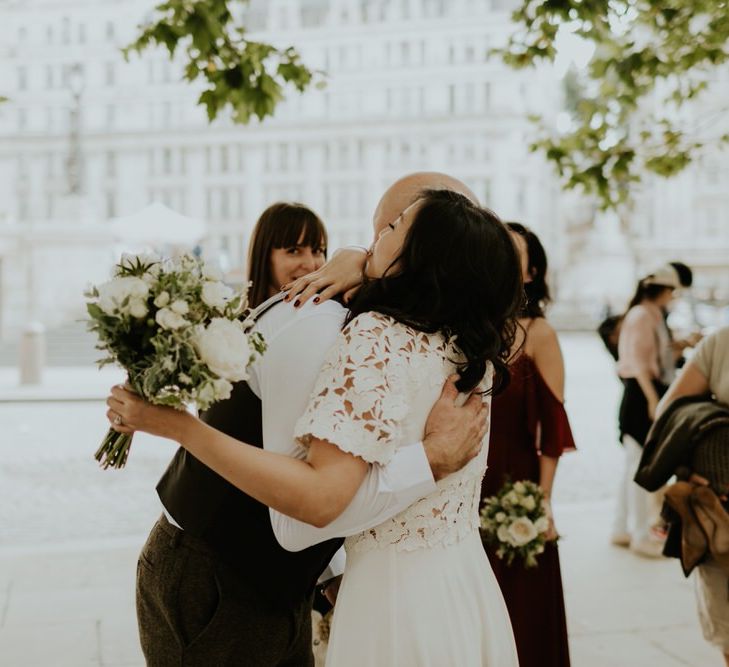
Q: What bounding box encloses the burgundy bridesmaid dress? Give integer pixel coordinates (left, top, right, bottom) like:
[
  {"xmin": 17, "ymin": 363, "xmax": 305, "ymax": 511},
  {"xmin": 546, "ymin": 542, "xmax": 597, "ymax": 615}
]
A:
[{"xmin": 481, "ymin": 353, "xmax": 576, "ymax": 667}]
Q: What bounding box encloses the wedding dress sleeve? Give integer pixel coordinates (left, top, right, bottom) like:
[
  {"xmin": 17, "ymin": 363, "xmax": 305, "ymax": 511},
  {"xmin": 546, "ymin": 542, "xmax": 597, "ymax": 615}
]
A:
[{"xmin": 293, "ymin": 311, "xmax": 408, "ymax": 465}]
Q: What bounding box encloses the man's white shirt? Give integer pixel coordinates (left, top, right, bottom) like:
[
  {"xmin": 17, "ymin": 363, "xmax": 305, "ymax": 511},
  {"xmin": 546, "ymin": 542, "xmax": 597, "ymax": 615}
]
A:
[
  {"xmin": 162, "ymin": 295, "xmax": 437, "ymax": 582},
  {"xmin": 247, "ymin": 297, "xmax": 437, "ymax": 578}
]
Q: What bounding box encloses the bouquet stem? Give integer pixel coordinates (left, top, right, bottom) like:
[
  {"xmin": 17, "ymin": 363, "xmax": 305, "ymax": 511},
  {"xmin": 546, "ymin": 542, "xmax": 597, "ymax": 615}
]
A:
[{"xmin": 94, "ymin": 428, "xmax": 133, "ymax": 469}]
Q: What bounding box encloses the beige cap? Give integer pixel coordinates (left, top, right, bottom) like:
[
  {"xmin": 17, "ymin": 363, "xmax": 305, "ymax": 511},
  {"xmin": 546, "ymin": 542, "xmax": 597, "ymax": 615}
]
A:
[{"xmin": 642, "ymin": 264, "xmax": 681, "ymax": 289}]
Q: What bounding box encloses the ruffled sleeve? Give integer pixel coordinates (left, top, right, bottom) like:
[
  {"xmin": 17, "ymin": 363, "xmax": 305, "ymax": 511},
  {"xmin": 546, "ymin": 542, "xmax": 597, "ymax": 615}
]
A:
[
  {"xmin": 293, "ymin": 312, "xmax": 408, "ymax": 465},
  {"xmin": 524, "ymin": 359, "xmax": 577, "ymax": 458}
]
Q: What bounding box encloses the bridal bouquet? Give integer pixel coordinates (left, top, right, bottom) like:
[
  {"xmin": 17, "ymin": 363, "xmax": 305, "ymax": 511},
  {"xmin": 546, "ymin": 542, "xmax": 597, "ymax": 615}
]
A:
[
  {"xmin": 480, "ymin": 479, "xmax": 551, "ymax": 568},
  {"xmin": 85, "ymin": 252, "xmax": 265, "ymax": 469}
]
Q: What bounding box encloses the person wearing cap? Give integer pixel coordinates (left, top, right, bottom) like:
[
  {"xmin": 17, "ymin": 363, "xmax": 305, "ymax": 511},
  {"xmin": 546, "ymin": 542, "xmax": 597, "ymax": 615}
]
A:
[{"xmin": 611, "ymin": 264, "xmax": 680, "ymax": 557}]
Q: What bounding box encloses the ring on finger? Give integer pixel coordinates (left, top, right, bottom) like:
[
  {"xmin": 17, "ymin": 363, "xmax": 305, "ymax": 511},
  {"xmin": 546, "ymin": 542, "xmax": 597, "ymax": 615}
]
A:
[{"xmin": 113, "ymin": 414, "xmax": 123, "ymax": 426}]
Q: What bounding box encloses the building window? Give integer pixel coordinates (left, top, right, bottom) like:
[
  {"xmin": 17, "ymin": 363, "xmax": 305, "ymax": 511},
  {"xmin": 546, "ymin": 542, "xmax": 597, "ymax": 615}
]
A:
[
  {"xmin": 106, "ymin": 152, "xmax": 116, "ymax": 178},
  {"xmin": 220, "ymin": 146, "xmax": 229, "ymax": 172},
  {"xmin": 106, "ymin": 192, "xmax": 116, "ymax": 218},
  {"xmin": 19, "ymin": 26, "xmax": 27, "ymax": 42},
  {"xmin": 105, "ymin": 63, "xmax": 115, "ymax": 86},
  {"xmin": 46, "ymin": 25, "xmax": 53, "ymax": 43},
  {"xmin": 78, "ymin": 23, "xmax": 86, "ymax": 44},
  {"xmin": 483, "ymin": 82, "xmax": 492, "ymax": 110},
  {"xmin": 18, "ymin": 109, "xmax": 27, "ymax": 130},
  {"xmin": 163, "ymin": 148, "xmax": 172, "ymax": 174},
  {"xmin": 106, "ymin": 22, "xmax": 115, "ymax": 40},
  {"xmin": 62, "ymin": 17, "xmax": 70, "ymax": 44},
  {"xmin": 45, "ymin": 65, "xmax": 54, "ymax": 89},
  {"xmin": 18, "ymin": 66, "xmax": 27, "ymax": 91},
  {"xmin": 106, "ymin": 105, "xmax": 116, "ymax": 129}
]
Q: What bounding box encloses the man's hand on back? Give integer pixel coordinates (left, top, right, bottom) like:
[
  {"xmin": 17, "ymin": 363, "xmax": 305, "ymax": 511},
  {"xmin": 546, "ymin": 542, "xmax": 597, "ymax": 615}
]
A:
[{"xmin": 423, "ymin": 375, "xmax": 489, "ymax": 481}]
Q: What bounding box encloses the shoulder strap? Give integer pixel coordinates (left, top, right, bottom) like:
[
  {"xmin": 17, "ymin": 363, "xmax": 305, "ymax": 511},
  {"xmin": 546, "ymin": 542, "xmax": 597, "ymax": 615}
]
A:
[{"xmin": 247, "ymin": 292, "xmax": 287, "ymax": 326}]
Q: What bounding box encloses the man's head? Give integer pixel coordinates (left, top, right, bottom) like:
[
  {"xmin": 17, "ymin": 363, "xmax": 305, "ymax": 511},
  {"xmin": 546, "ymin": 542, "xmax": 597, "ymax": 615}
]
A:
[{"xmin": 372, "ymin": 172, "xmax": 479, "ymax": 237}]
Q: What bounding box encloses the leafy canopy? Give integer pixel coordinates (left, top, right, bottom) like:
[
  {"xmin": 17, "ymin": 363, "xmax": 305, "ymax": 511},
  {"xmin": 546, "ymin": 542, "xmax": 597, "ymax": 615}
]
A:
[
  {"xmin": 497, "ymin": 0, "xmax": 729, "ymax": 209},
  {"xmin": 124, "ymin": 0, "xmax": 319, "ymax": 123}
]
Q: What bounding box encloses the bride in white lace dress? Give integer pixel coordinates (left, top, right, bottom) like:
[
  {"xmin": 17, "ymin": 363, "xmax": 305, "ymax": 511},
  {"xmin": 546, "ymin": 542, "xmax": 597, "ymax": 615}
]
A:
[
  {"xmin": 107, "ymin": 187, "xmax": 522, "ymax": 665},
  {"xmin": 295, "ymin": 311, "xmax": 518, "ymax": 665}
]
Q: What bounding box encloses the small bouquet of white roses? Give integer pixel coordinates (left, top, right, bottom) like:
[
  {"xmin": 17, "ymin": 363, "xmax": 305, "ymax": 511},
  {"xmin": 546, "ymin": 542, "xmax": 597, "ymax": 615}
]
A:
[
  {"xmin": 86, "ymin": 252, "xmax": 265, "ymax": 469},
  {"xmin": 480, "ymin": 479, "xmax": 552, "ymax": 568}
]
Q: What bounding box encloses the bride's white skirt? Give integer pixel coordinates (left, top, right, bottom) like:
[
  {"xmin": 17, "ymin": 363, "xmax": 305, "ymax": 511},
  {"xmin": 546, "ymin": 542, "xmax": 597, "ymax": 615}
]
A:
[{"xmin": 325, "ymin": 531, "xmax": 518, "ymax": 666}]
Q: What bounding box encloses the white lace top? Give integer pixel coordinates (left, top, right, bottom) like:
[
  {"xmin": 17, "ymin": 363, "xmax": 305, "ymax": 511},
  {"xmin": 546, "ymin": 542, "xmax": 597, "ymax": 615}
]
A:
[{"xmin": 294, "ymin": 311, "xmax": 491, "ymax": 553}]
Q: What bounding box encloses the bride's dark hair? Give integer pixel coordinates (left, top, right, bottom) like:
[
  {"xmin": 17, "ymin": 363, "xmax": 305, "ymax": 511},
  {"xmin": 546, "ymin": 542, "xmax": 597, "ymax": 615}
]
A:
[{"xmin": 346, "ymin": 189, "xmax": 522, "ymax": 394}]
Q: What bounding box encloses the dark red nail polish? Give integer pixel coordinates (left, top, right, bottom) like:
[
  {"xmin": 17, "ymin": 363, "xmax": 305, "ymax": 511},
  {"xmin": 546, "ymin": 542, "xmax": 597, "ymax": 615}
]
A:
[
  {"xmin": 313, "ymin": 297, "xmax": 320, "ymax": 303},
  {"xmin": 294, "ymin": 300, "xmax": 300, "ymax": 307}
]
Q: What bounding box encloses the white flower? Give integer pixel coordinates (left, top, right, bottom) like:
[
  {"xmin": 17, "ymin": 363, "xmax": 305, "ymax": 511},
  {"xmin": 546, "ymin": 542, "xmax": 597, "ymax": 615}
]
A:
[
  {"xmin": 129, "ymin": 298, "xmax": 149, "ymax": 319},
  {"xmin": 514, "ymin": 481, "xmax": 527, "ymax": 495},
  {"xmin": 162, "ymin": 356, "xmax": 176, "ymax": 372},
  {"xmin": 196, "ymin": 382, "xmax": 216, "ymax": 407},
  {"xmin": 119, "ymin": 252, "xmax": 158, "ymax": 271},
  {"xmin": 155, "ymin": 307, "xmax": 188, "ymax": 330},
  {"xmin": 507, "ymin": 517, "xmax": 538, "ymax": 546},
  {"xmin": 193, "ymin": 318, "xmax": 251, "ymax": 381},
  {"xmin": 497, "ymin": 525, "xmax": 513, "ymax": 545},
  {"xmin": 202, "ymin": 263, "xmax": 224, "ymax": 282},
  {"xmin": 201, "ymin": 281, "xmax": 234, "ymax": 310},
  {"xmin": 534, "ymin": 516, "xmax": 550, "ymax": 534},
  {"xmin": 178, "ymin": 373, "xmax": 192, "ymax": 384},
  {"xmin": 520, "ymin": 495, "xmax": 537, "ymax": 511},
  {"xmin": 154, "ymin": 291, "xmax": 171, "ymax": 308},
  {"xmin": 97, "ymin": 277, "xmax": 150, "ymax": 316},
  {"xmin": 495, "ymin": 512, "xmax": 507, "ymax": 523},
  {"xmin": 212, "ymin": 378, "xmax": 233, "ymax": 401},
  {"xmin": 170, "ymin": 299, "xmax": 189, "ymax": 315},
  {"xmin": 504, "ymin": 490, "xmax": 520, "ymax": 506}
]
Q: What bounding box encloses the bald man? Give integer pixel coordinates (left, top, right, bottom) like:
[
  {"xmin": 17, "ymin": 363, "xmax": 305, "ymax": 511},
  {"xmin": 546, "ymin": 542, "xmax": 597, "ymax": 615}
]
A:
[
  {"xmin": 138, "ymin": 172, "xmax": 487, "ymax": 666},
  {"xmin": 283, "ymin": 171, "xmax": 480, "ymax": 307}
]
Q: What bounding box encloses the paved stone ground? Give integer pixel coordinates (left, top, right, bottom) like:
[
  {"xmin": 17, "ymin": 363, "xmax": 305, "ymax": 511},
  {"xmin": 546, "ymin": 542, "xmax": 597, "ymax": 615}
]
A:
[{"xmin": 0, "ymin": 334, "xmax": 723, "ymax": 665}]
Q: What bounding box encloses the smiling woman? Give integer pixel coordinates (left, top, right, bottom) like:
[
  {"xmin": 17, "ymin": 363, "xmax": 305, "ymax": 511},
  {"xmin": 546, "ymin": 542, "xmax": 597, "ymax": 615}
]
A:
[{"xmin": 247, "ymin": 202, "xmax": 328, "ymax": 308}]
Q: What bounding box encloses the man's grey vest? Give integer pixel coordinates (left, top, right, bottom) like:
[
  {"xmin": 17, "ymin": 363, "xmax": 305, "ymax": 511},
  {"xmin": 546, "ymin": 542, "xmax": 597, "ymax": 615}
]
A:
[{"xmin": 156, "ymin": 301, "xmax": 343, "ymax": 608}]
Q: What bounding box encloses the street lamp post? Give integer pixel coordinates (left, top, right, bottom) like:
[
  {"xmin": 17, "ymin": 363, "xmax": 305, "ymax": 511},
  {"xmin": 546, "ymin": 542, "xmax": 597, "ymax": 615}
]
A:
[{"xmin": 19, "ymin": 63, "xmax": 85, "ymax": 385}]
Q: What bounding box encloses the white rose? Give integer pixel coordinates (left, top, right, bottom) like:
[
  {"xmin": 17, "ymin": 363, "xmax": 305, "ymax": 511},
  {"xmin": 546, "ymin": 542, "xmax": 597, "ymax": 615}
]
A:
[
  {"xmin": 170, "ymin": 299, "xmax": 189, "ymax": 315},
  {"xmin": 212, "ymin": 378, "xmax": 233, "ymax": 401},
  {"xmin": 129, "ymin": 298, "xmax": 149, "ymax": 319},
  {"xmin": 495, "ymin": 512, "xmax": 507, "ymax": 523},
  {"xmin": 97, "ymin": 277, "xmax": 150, "ymax": 315},
  {"xmin": 154, "ymin": 291, "xmax": 171, "ymax": 308},
  {"xmin": 504, "ymin": 491, "xmax": 520, "ymax": 506},
  {"xmin": 514, "ymin": 481, "xmax": 527, "ymax": 494},
  {"xmin": 193, "ymin": 318, "xmax": 251, "ymax": 381},
  {"xmin": 497, "ymin": 525, "xmax": 514, "ymax": 545},
  {"xmin": 201, "ymin": 281, "xmax": 234, "ymax": 310},
  {"xmin": 155, "ymin": 307, "xmax": 187, "ymax": 330},
  {"xmin": 507, "ymin": 517, "xmax": 538, "ymax": 547},
  {"xmin": 534, "ymin": 516, "xmax": 550, "ymax": 534},
  {"xmin": 520, "ymin": 495, "xmax": 537, "ymax": 511},
  {"xmin": 202, "ymin": 263, "xmax": 224, "ymax": 282}
]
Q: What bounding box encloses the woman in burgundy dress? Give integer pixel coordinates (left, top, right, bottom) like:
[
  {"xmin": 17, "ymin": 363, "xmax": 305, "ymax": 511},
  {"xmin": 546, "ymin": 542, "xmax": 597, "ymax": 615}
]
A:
[{"xmin": 481, "ymin": 222, "xmax": 576, "ymax": 667}]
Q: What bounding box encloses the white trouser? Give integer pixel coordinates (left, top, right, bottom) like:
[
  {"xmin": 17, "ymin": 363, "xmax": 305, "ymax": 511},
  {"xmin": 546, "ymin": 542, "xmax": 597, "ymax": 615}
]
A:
[{"xmin": 613, "ymin": 434, "xmax": 664, "ymax": 544}]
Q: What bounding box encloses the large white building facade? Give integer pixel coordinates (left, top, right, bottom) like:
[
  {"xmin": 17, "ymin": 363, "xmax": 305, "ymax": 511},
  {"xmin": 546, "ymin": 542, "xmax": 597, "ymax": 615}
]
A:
[{"xmin": 0, "ymin": 0, "xmax": 726, "ymax": 341}]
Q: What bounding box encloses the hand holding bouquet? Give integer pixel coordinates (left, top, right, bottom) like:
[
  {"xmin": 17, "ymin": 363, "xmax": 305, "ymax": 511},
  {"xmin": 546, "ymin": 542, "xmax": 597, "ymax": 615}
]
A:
[
  {"xmin": 480, "ymin": 479, "xmax": 554, "ymax": 568},
  {"xmin": 86, "ymin": 253, "xmax": 265, "ymax": 469}
]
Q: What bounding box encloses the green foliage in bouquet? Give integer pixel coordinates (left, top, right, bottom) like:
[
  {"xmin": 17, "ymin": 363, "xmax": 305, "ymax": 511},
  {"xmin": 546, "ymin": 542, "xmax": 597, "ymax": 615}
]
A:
[
  {"xmin": 86, "ymin": 252, "xmax": 265, "ymax": 468},
  {"xmin": 480, "ymin": 479, "xmax": 552, "ymax": 568}
]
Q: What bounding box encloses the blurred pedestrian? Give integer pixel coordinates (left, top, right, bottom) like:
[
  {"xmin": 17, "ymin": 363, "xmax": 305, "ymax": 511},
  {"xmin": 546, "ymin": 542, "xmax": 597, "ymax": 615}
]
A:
[
  {"xmin": 480, "ymin": 222, "xmax": 575, "ymax": 667},
  {"xmin": 612, "ymin": 265, "xmax": 680, "ymax": 556}
]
